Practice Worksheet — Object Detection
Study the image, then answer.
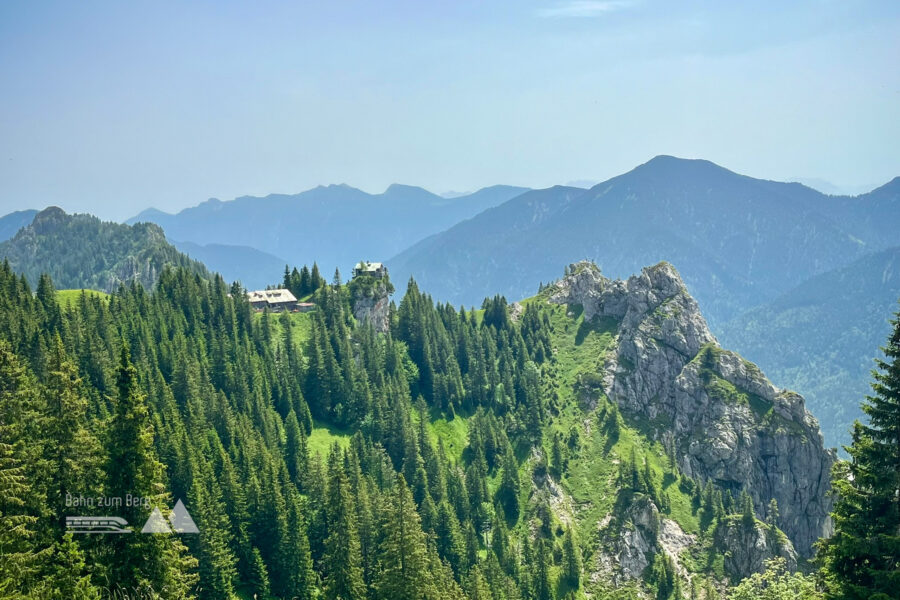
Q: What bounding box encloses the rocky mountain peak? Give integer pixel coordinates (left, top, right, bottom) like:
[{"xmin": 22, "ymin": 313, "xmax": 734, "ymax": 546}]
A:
[
  {"xmin": 30, "ymin": 206, "xmax": 68, "ymax": 235},
  {"xmin": 548, "ymin": 260, "xmax": 833, "ymax": 557}
]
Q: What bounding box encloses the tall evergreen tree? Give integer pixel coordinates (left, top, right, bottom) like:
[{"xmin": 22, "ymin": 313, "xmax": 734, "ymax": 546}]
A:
[
  {"xmin": 534, "ymin": 537, "xmax": 553, "ymax": 600},
  {"xmin": 323, "ymin": 447, "xmax": 366, "ymax": 600},
  {"xmin": 375, "ymin": 475, "xmax": 434, "ymax": 600},
  {"xmin": 820, "ymin": 304, "xmax": 900, "ymax": 599},
  {"xmin": 562, "ymin": 526, "xmax": 582, "ymax": 590},
  {"xmin": 43, "ymin": 336, "xmax": 100, "ymax": 528},
  {"xmin": 497, "ymin": 444, "xmax": 520, "ymax": 522},
  {"xmin": 105, "ymin": 345, "xmax": 197, "ymax": 597},
  {"xmin": 0, "ymin": 346, "xmax": 40, "ymax": 597}
]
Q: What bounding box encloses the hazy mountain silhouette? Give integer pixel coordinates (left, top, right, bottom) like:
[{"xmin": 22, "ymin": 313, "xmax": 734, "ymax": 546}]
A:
[
  {"xmin": 0, "ymin": 207, "xmax": 208, "ymax": 292},
  {"xmin": 171, "ymin": 240, "xmax": 287, "ymax": 290},
  {"xmin": 127, "ymin": 183, "xmax": 530, "ymax": 277},
  {"xmin": 0, "ymin": 209, "xmax": 38, "ymax": 242},
  {"xmin": 390, "ymin": 156, "xmax": 899, "ymax": 328}
]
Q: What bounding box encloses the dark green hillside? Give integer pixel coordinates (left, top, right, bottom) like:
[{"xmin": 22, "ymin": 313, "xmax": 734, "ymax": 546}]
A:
[
  {"xmin": 719, "ymin": 246, "xmax": 900, "ymax": 450},
  {"xmin": 0, "ymin": 206, "xmax": 209, "ymax": 292}
]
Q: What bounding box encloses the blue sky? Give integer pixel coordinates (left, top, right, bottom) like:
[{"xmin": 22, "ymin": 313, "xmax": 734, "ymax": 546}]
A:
[{"xmin": 1, "ymin": 0, "xmax": 898, "ymax": 221}]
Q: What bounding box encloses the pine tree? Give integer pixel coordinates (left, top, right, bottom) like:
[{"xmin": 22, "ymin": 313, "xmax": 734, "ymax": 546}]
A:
[
  {"xmin": 299, "ymin": 265, "xmax": 312, "ymax": 295},
  {"xmin": 534, "ymin": 536, "xmax": 553, "ymax": 600},
  {"xmin": 42, "ymin": 532, "xmax": 99, "ymax": 599},
  {"xmin": 766, "ymin": 498, "xmax": 780, "ymax": 528},
  {"xmin": 283, "ymin": 489, "xmax": 316, "ymax": 600},
  {"xmin": 284, "ymin": 410, "xmax": 308, "ymax": 489},
  {"xmin": 0, "ymin": 343, "xmax": 63, "ymax": 597},
  {"xmin": 740, "ymin": 491, "xmax": 755, "ymax": 525},
  {"xmin": 820, "ymin": 304, "xmax": 900, "ymax": 599},
  {"xmin": 434, "ymin": 501, "xmax": 466, "ymax": 576},
  {"xmin": 188, "ymin": 458, "xmax": 237, "ymax": 600},
  {"xmin": 550, "ymin": 432, "xmax": 565, "ymax": 479},
  {"xmin": 311, "ymin": 262, "xmax": 323, "ymax": 290},
  {"xmin": 467, "ymin": 566, "xmax": 492, "ymax": 600},
  {"xmin": 0, "ymin": 407, "xmax": 39, "ymax": 597},
  {"xmin": 43, "ymin": 336, "xmax": 100, "ymax": 529}
]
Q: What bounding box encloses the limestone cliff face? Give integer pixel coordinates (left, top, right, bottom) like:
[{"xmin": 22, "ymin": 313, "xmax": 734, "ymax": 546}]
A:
[
  {"xmin": 594, "ymin": 494, "xmax": 697, "ymax": 587},
  {"xmin": 351, "ymin": 283, "xmax": 391, "ymax": 333},
  {"xmin": 550, "ymin": 261, "xmax": 834, "ymax": 557}
]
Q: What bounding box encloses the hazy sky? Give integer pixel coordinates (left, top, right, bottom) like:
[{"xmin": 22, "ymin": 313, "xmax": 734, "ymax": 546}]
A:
[{"xmin": 1, "ymin": 1, "xmax": 898, "ymax": 221}]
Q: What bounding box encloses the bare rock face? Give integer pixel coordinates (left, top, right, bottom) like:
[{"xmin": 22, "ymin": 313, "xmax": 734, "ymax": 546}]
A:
[
  {"xmin": 712, "ymin": 517, "xmax": 797, "ymax": 581},
  {"xmin": 594, "ymin": 494, "xmax": 695, "ymax": 585},
  {"xmin": 549, "ymin": 261, "xmax": 834, "ymax": 557},
  {"xmin": 593, "ymin": 495, "xmax": 660, "ymax": 584},
  {"xmin": 352, "ymin": 286, "xmax": 391, "ymax": 333},
  {"xmin": 673, "ymin": 352, "xmax": 834, "ymax": 555}
]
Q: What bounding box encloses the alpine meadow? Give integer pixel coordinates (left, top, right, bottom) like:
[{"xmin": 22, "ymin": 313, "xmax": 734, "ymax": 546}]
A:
[{"xmin": 1, "ymin": 2, "xmax": 899, "ymax": 599}]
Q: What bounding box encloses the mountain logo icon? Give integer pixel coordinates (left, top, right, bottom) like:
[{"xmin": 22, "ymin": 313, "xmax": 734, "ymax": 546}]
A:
[
  {"xmin": 168, "ymin": 499, "xmax": 199, "ymax": 533},
  {"xmin": 141, "ymin": 507, "xmax": 172, "ymax": 534},
  {"xmin": 140, "ymin": 500, "xmax": 199, "ymax": 534}
]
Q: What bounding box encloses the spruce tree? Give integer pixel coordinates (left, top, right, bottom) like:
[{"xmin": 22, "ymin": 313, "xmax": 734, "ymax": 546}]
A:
[
  {"xmin": 0, "ymin": 396, "xmax": 39, "ymax": 596},
  {"xmin": 43, "ymin": 336, "xmax": 100, "ymax": 529},
  {"xmin": 248, "ymin": 546, "xmax": 270, "ymax": 599},
  {"xmin": 820, "ymin": 304, "xmax": 900, "ymax": 599},
  {"xmin": 188, "ymin": 458, "xmax": 237, "ymax": 600},
  {"xmin": 534, "ymin": 536, "xmax": 553, "ymax": 600},
  {"xmin": 375, "ymin": 474, "xmax": 434, "ymax": 600},
  {"xmin": 497, "ymin": 445, "xmax": 520, "ymax": 522},
  {"xmin": 434, "ymin": 500, "xmax": 466, "ymax": 576}
]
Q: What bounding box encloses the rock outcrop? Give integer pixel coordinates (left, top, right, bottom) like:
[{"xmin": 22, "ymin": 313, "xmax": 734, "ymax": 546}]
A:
[
  {"xmin": 594, "ymin": 495, "xmax": 660, "ymax": 584},
  {"xmin": 712, "ymin": 516, "xmax": 797, "ymax": 581},
  {"xmin": 351, "ymin": 282, "xmax": 391, "ymax": 333},
  {"xmin": 550, "ymin": 261, "xmax": 834, "ymax": 556},
  {"xmin": 594, "ymin": 494, "xmax": 696, "ymax": 585}
]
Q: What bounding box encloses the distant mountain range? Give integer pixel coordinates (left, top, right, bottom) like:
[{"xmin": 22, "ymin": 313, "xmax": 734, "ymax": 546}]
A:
[
  {"xmin": 0, "ymin": 208, "xmax": 284, "ymax": 290},
  {"xmin": 390, "ymin": 156, "xmax": 899, "ymax": 326},
  {"xmin": 127, "ymin": 183, "xmax": 530, "ymax": 277},
  {"xmin": 0, "ymin": 207, "xmax": 208, "ymax": 292}
]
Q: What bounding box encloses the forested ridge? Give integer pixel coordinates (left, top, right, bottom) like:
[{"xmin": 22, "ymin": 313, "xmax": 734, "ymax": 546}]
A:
[
  {"xmin": 0, "ymin": 207, "xmax": 209, "ymax": 293},
  {"xmin": 0, "ymin": 259, "xmax": 896, "ymax": 599}
]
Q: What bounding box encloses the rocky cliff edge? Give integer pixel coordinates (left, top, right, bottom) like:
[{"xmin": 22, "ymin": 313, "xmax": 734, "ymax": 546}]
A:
[{"xmin": 549, "ymin": 261, "xmax": 834, "ymax": 557}]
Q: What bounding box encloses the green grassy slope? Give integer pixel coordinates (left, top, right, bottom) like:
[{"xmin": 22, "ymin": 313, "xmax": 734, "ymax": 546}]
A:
[{"xmin": 56, "ymin": 289, "xmax": 110, "ymax": 305}]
